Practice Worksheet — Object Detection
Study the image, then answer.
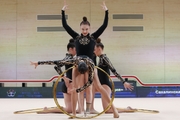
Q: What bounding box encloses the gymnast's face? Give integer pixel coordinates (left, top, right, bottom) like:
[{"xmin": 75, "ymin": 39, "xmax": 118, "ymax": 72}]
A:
[
  {"xmin": 80, "ymin": 24, "xmax": 90, "ymax": 36},
  {"xmin": 69, "ymin": 47, "xmax": 76, "ymax": 56},
  {"xmin": 94, "ymin": 46, "xmax": 102, "ymax": 56}
]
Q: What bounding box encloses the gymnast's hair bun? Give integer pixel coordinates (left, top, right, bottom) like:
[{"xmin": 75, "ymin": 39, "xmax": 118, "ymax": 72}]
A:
[
  {"xmin": 83, "ymin": 17, "xmax": 87, "ymax": 22},
  {"xmin": 96, "ymin": 38, "xmax": 101, "ymax": 43},
  {"xmin": 80, "ymin": 16, "xmax": 90, "ymax": 26},
  {"xmin": 69, "ymin": 38, "xmax": 74, "ymax": 43}
]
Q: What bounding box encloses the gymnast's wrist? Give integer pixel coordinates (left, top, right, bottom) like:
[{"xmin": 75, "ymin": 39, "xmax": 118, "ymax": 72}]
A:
[
  {"xmin": 122, "ymin": 81, "xmax": 126, "ymax": 84},
  {"xmin": 122, "ymin": 78, "xmax": 128, "ymax": 84},
  {"xmin": 61, "ymin": 10, "xmax": 65, "ymax": 13}
]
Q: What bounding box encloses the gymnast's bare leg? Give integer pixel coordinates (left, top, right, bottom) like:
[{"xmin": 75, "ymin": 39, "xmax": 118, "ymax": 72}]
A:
[
  {"xmin": 93, "ymin": 68, "xmax": 119, "ymax": 118},
  {"xmin": 37, "ymin": 76, "xmax": 81, "ymax": 114}
]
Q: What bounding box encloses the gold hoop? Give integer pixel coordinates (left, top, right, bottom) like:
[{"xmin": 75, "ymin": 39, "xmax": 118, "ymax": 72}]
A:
[{"xmin": 53, "ymin": 66, "xmax": 115, "ymax": 119}]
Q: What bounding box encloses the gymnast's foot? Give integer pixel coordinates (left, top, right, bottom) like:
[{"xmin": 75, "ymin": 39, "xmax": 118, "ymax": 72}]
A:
[
  {"xmin": 76, "ymin": 109, "xmax": 84, "ymax": 114},
  {"xmin": 113, "ymin": 109, "xmax": 119, "ymax": 118},
  {"xmin": 90, "ymin": 109, "xmax": 99, "ymax": 114},
  {"xmin": 68, "ymin": 116, "xmax": 76, "ymax": 119},
  {"xmin": 116, "ymin": 106, "xmax": 135, "ymax": 113},
  {"xmin": 37, "ymin": 107, "xmax": 63, "ymax": 114},
  {"xmin": 84, "ymin": 109, "xmax": 90, "ymax": 117},
  {"xmin": 37, "ymin": 107, "xmax": 49, "ymax": 114},
  {"xmin": 127, "ymin": 106, "xmax": 136, "ymax": 112},
  {"xmin": 127, "ymin": 106, "xmax": 135, "ymax": 109},
  {"xmin": 114, "ymin": 114, "xmax": 119, "ymax": 118}
]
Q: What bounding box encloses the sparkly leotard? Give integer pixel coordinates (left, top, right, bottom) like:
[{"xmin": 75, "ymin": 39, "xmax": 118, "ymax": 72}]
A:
[
  {"xmin": 38, "ymin": 55, "xmax": 95, "ymax": 93},
  {"xmin": 54, "ymin": 53, "xmax": 74, "ymax": 93},
  {"xmin": 61, "ymin": 10, "xmax": 108, "ymax": 60},
  {"xmin": 98, "ymin": 54, "xmax": 125, "ymax": 89}
]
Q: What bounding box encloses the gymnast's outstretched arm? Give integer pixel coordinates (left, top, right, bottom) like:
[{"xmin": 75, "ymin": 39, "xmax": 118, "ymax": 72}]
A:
[
  {"xmin": 30, "ymin": 58, "xmax": 75, "ymax": 69},
  {"xmin": 100, "ymin": 54, "xmax": 125, "ymax": 82},
  {"xmin": 100, "ymin": 54, "xmax": 134, "ymax": 91}
]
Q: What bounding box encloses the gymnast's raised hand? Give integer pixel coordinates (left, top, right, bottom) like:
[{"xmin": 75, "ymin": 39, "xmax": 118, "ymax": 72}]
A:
[
  {"xmin": 62, "ymin": 0, "xmax": 68, "ymax": 11},
  {"xmin": 101, "ymin": 1, "xmax": 108, "ymax": 11}
]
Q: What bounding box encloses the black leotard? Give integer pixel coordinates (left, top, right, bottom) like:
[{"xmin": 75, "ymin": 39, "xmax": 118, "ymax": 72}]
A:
[
  {"xmin": 98, "ymin": 54, "xmax": 125, "ymax": 89},
  {"xmin": 54, "ymin": 53, "xmax": 73, "ymax": 78},
  {"xmin": 38, "ymin": 53, "xmax": 73, "ymax": 93},
  {"xmin": 61, "ymin": 10, "xmax": 108, "ymax": 60},
  {"xmin": 38, "ymin": 55, "xmax": 95, "ymax": 93},
  {"xmin": 61, "ymin": 54, "xmax": 77, "ymax": 93}
]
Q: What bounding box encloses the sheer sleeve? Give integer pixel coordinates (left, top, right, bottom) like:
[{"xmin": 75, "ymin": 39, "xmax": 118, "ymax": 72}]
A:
[
  {"xmin": 54, "ymin": 53, "xmax": 73, "ymax": 75},
  {"xmin": 100, "ymin": 54, "xmax": 125, "ymax": 82},
  {"xmin": 38, "ymin": 58, "xmax": 74, "ymax": 66}
]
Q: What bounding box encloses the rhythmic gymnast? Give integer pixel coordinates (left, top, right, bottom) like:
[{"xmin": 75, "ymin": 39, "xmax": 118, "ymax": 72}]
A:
[
  {"xmin": 91, "ymin": 38, "xmax": 134, "ymax": 113},
  {"xmin": 30, "ymin": 54, "xmax": 95, "ymax": 112},
  {"xmin": 30, "ymin": 39, "xmax": 82, "ymax": 114},
  {"xmin": 61, "ymin": 1, "xmax": 120, "ymax": 118},
  {"xmin": 34, "ymin": 39, "xmax": 134, "ymax": 114}
]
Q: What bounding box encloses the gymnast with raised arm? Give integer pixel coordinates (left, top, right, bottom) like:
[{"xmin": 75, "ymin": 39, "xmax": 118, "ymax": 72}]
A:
[{"xmin": 61, "ymin": 0, "xmax": 119, "ymax": 118}]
